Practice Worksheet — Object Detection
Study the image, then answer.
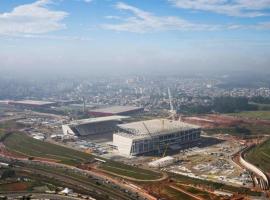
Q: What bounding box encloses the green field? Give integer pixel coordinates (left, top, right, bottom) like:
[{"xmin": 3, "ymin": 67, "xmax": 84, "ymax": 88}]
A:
[
  {"xmin": 100, "ymin": 160, "xmax": 162, "ymax": 180},
  {"xmin": 249, "ymin": 102, "xmax": 270, "ymax": 111},
  {"xmin": 177, "ymin": 184, "xmax": 218, "ymax": 199},
  {"xmin": 162, "ymin": 186, "xmax": 195, "ymax": 200},
  {"xmin": 3, "ymin": 132, "xmax": 92, "ymax": 165},
  {"xmin": 0, "ymin": 129, "xmax": 162, "ymax": 180},
  {"xmin": 229, "ymin": 111, "xmax": 270, "ymax": 120},
  {"xmin": 169, "ymin": 173, "xmax": 261, "ymax": 196},
  {"xmin": 246, "ymin": 139, "xmax": 270, "ymax": 173},
  {"xmin": 206, "ymin": 124, "xmax": 270, "ymax": 136}
]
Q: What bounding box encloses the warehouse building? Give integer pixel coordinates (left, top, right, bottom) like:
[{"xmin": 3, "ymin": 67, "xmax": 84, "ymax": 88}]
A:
[
  {"xmin": 62, "ymin": 116, "xmax": 129, "ymax": 136},
  {"xmin": 9, "ymin": 100, "xmax": 57, "ymax": 108},
  {"xmin": 89, "ymin": 105, "xmax": 144, "ymax": 117},
  {"xmin": 113, "ymin": 119, "xmax": 201, "ymax": 156}
]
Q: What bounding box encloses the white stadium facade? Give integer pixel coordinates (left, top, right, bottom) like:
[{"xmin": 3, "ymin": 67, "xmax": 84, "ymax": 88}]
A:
[{"xmin": 113, "ymin": 119, "xmax": 201, "ymax": 156}]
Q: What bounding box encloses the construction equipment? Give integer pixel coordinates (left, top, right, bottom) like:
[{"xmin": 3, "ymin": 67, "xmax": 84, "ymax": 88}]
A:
[
  {"xmin": 142, "ymin": 122, "xmax": 161, "ymax": 155},
  {"xmin": 162, "ymin": 143, "xmax": 169, "ymax": 157},
  {"xmin": 168, "ymin": 88, "xmax": 177, "ymax": 120},
  {"xmin": 142, "ymin": 122, "xmax": 153, "ymax": 138},
  {"xmin": 82, "ymin": 96, "xmax": 86, "ymax": 113}
]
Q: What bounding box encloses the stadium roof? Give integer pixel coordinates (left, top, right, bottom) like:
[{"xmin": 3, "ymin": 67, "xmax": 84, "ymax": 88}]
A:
[
  {"xmin": 10, "ymin": 100, "xmax": 56, "ymax": 106},
  {"xmin": 89, "ymin": 105, "xmax": 143, "ymax": 114},
  {"xmin": 68, "ymin": 115, "xmax": 130, "ymax": 126},
  {"xmin": 116, "ymin": 119, "xmax": 200, "ymax": 140}
]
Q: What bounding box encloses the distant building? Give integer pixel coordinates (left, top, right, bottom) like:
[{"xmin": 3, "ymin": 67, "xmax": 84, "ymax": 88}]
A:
[
  {"xmin": 89, "ymin": 105, "xmax": 144, "ymax": 117},
  {"xmin": 62, "ymin": 115, "xmax": 129, "ymax": 136},
  {"xmin": 9, "ymin": 100, "xmax": 57, "ymax": 108},
  {"xmin": 113, "ymin": 119, "xmax": 201, "ymax": 156}
]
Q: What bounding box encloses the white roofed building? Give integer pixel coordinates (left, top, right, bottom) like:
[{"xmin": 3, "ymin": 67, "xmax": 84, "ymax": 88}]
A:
[
  {"xmin": 62, "ymin": 116, "xmax": 129, "ymax": 136},
  {"xmin": 113, "ymin": 119, "xmax": 201, "ymax": 156}
]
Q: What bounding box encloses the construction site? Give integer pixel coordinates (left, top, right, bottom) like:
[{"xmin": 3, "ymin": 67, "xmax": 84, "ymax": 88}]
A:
[{"xmin": 1, "ymin": 90, "xmax": 269, "ymax": 199}]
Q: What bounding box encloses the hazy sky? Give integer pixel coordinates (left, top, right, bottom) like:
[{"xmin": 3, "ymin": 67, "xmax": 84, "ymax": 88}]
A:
[{"xmin": 0, "ymin": 0, "xmax": 270, "ymax": 75}]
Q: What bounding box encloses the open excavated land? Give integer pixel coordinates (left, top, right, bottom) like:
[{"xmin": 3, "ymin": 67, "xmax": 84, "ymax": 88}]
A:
[{"xmin": 183, "ymin": 114, "xmax": 270, "ymax": 129}]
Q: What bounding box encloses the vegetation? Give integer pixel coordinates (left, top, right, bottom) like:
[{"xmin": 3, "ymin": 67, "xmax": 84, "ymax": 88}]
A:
[
  {"xmin": 246, "ymin": 139, "xmax": 270, "ymax": 173},
  {"xmin": 213, "ymin": 96, "xmax": 256, "ymax": 113},
  {"xmin": 230, "ymin": 111, "xmax": 270, "ymax": 120},
  {"xmin": 0, "ymin": 126, "xmax": 162, "ymax": 180},
  {"xmin": 162, "ymin": 186, "xmax": 195, "ymax": 200},
  {"xmin": 250, "ymin": 103, "xmax": 270, "ymax": 111},
  {"xmin": 100, "ymin": 160, "xmax": 162, "ymax": 180},
  {"xmin": 205, "ymin": 126, "xmax": 251, "ymax": 137},
  {"xmin": 180, "ymin": 104, "xmax": 212, "ymax": 114},
  {"xmin": 250, "ymin": 96, "xmax": 270, "ymax": 105},
  {"xmin": 170, "ymin": 173, "xmax": 261, "ymax": 196},
  {"xmin": 3, "ymin": 132, "xmax": 92, "ymax": 165},
  {"xmin": 206, "ymin": 124, "xmax": 270, "ymax": 136},
  {"xmin": 178, "ymin": 184, "xmax": 218, "ymax": 199},
  {"xmin": 180, "ymin": 96, "xmax": 258, "ymax": 114}
]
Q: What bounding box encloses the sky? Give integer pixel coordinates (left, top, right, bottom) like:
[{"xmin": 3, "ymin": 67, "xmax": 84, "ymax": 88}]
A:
[{"xmin": 0, "ymin": 0, "xmax": 270, "ymax": 76}]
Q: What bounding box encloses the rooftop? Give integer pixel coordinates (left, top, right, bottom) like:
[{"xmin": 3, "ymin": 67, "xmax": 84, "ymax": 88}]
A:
[
  {"xmin": 10, "ymin": 100, "xmax": 56, "ymax": 106},
  {"xmin": 116, "ymin": 119, "xmax": 200, "ymax": 139},
  {"xmin": 89, "ymin": 105, "xmax": 143, "ymax": 114},
  {"xmin": 68, "ymin": 115, "xmax": 130, "ymax": 126}
]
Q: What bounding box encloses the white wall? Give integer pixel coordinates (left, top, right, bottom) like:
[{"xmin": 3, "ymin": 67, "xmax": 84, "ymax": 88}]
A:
[
  {"xmin": 62, "ymin": 125, "xmax": 75, "ymax": 135},
  {"xmin": 113, "ymin": 134, "xmax": 133, "ymax": 156}
]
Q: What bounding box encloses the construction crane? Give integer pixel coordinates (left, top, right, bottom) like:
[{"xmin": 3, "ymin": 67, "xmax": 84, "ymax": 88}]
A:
[
  {"xmin": 142, "ymin": 122, "xmax": 153, "ymax": 138},
  {"xmin": 168, "ymin": 88, "xmax": 177, "ymax": 120},
  {"xmin": 162, "ymin": 143, "xmax": 169, "ymax": 157},
  {"xmin": 82, "ymin": 96, "xmax": 86, "ymax": 114}
]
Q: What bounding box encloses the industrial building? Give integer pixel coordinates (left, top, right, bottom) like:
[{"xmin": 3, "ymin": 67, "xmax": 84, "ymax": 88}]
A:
[
  {"xmin": 89, "ymin": 105, "xmax": 144, "ymax": 117},
  {"xmin": 113, "ymin": 119, "xmax": 201, "ymax": 156},
  {"xmin": 62, "ymin": 116, "xmax": 129, "ymax": 136},
  {"xmin": 9, "ymin": 100, "xmax": 57, "ymax": 108}
]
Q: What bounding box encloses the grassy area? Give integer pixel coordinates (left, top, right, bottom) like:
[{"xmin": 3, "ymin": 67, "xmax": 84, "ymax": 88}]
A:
[
  {"xmin": 1, "ymin": 129, "xmax": 162, "ymax": 180},
  {"xmin": 3, "ymin": 132, "xmax": 93, "ymax": 165},
  {"xmin": 170, "ymin": 173, "xmax": 261, "ymax": 196},
  {"xmin": 177, "ymin": 184, "xmax": 218, "ymax": 199},
  {"xmin": 162, "ymin": 186, "xmax": 195, "ymax": 200},
  {"xmin": 99, "ymin": 160, "xmax": 162, "ymax": 180},
  {"xmin": 249, "ymin": 102, "xmax": 270, "ymax": 111},
  {"xmin": 205, "ymin": 124, "xmax": 270, "ymax": 136},
  {"xmin": 229, "ymin": 111, "xmax": 270, "ymax": 120},
  {"xmin": 206, "ymin": 127, "xmax": 248, "ymax": 136},
  {"xmin": 246, "ymin": 138, "xmax": 270, "ymax": 173}
]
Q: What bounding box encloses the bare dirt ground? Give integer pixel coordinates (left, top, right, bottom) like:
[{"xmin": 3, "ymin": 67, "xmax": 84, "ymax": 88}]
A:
[{"xmin": 182, "ymin": 114, "xmax": 270, "ymax": 129}]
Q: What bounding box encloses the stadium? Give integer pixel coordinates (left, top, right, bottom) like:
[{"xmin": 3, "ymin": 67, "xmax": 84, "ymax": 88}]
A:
[
  {"xmin": 62, "ymin": 116, "xmax": 129, "ymax": 136},
  {"xmin": 113, "ymin": 119, "xmax": 201, "ymax": 156}
]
